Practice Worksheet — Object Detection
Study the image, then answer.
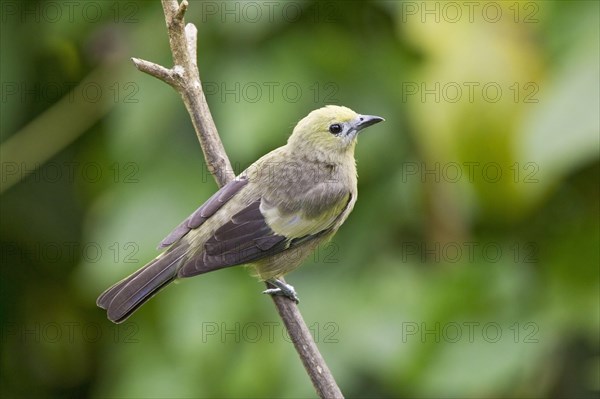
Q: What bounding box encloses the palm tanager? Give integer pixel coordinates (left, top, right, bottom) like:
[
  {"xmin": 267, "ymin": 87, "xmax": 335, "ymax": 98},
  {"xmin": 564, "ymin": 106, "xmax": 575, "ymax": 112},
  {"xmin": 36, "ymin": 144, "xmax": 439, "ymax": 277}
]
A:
[{"xmin": 97, "ymin": 105, "xmax": 384, "ymax": 323}]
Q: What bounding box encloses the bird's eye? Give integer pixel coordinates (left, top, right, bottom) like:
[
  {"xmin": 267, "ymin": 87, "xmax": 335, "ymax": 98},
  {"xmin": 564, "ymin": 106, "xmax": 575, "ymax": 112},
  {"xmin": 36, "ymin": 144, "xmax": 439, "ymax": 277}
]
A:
[{"xmin": 329, "ymin": 124, "xmax": 342, "ymax": 135}]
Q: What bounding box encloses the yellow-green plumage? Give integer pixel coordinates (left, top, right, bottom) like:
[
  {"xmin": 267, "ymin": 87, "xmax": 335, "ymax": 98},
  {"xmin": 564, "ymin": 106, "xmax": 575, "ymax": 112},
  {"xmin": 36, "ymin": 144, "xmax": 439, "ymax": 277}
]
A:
[{"xmin": 97, "ymin": 105, "xmax": 383, "ymax": 323}]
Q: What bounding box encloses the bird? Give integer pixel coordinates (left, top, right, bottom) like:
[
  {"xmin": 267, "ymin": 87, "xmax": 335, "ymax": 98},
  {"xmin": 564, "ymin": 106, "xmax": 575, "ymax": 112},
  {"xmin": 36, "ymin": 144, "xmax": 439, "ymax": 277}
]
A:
[{"xmin": 97, "ymin": 105, "xmax": 384, "ymax": 323}]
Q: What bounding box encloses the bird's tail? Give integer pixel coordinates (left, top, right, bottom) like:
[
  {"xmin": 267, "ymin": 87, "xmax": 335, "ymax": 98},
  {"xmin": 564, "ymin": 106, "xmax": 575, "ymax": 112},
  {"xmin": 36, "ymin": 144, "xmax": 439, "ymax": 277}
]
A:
[{"xmin": 97, "ymin": 246, "xmax": 187, "ymax": 323}]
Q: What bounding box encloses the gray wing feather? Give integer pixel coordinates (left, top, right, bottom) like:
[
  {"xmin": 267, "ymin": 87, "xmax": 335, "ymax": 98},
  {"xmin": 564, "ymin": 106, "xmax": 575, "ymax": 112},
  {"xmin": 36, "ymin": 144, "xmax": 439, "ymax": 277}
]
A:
[
  {"xmin": 158, "ymin": 177, "xmax": 248, "ymax": 249},
  {"xmin": 178, "ymin": 200, "xmax": 287, "ymax": 277},
  {"xmin": 97, "ymin": 246, "xmax": 188, "ymax": 323},
  {"xmin": 178, "ymin": 192, "xmax": 354, "ymax": 278}
]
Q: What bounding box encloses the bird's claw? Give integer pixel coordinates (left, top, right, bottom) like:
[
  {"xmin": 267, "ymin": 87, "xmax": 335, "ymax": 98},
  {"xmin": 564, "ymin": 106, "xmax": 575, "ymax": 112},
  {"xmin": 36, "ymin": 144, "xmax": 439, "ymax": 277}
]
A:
[{"xmin": 263, "ymin": 280, "xmax": 300, "ymax": 303}]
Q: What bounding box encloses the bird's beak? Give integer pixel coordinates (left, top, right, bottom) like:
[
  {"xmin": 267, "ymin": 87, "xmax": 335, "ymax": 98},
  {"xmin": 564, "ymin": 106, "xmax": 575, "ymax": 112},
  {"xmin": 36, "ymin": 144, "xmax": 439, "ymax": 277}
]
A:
[{"xmin": 353, "ymin": 114, "xmax": 385, "ymax": 133}]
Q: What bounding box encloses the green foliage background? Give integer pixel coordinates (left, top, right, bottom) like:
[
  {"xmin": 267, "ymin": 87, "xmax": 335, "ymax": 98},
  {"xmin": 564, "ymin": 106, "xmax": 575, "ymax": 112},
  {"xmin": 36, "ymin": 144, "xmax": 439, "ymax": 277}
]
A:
[{"xmin": 1, "ymin": 1, "xmax": 598, "ymax": 398}]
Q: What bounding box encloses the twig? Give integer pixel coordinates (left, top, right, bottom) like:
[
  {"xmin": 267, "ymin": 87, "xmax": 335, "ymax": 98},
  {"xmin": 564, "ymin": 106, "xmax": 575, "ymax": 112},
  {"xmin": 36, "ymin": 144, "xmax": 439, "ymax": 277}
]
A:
[
  {"xmin": 133, "ymin": 0, "xmax": 234, "ymax": 186},
  {"xmin": 132, "ymin": 1, "xmax": 343, "ymax": 398}
]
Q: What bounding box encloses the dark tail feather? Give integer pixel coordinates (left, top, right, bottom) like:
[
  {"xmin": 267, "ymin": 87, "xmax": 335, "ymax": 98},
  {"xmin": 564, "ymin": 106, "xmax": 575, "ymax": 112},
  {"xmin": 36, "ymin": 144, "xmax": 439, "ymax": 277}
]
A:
[{"xmin": 97, "ymin": 247, "xmax": 187, "ymax": 323}]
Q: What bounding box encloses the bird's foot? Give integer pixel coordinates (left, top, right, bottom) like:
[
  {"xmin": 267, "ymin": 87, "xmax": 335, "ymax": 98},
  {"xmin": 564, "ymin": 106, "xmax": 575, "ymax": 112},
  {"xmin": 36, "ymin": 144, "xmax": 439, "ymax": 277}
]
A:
[{"xmin": 263, "ymin": 279, "xmax": 300, "ymax": 303}]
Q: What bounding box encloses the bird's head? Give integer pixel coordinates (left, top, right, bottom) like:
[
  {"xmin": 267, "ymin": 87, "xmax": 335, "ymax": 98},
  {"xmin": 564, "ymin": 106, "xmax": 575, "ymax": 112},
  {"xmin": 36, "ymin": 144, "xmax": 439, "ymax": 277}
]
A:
[{"xmin": 287, "ymin": 105, "xmax": 384, "ymax": 161}]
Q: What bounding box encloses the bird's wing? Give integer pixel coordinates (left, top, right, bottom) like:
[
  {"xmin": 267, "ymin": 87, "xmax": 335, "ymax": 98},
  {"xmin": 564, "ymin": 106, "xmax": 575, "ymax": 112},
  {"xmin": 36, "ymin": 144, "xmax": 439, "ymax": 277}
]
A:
[
  {"xmin": 158, "ymin": 177, "xmax": 249, "ymax": 249},
  {"xmin": 177, "ymin": 189, "xmax": 352, "ymax": 278}
]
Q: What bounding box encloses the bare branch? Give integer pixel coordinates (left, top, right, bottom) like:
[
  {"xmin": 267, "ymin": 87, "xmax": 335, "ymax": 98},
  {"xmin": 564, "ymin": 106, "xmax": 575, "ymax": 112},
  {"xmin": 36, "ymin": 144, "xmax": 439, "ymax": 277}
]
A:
[
  {"xmin": 273, "ymin": 289, "xmax": 344, "ymax": 398},
  {"xmin": 131, "ymin": 57, "xmax": 177, "ymax": 86},
  {"xmin": 185, "ymin": 23, "xmax": 198, "ymax": 70},
  {"xmin": 133, "ymin": 1, "xmax": 344, "ymax": 397},
  {"xmin": 174, "ymin": 0, "xmax": 188, "ymax": 21}
]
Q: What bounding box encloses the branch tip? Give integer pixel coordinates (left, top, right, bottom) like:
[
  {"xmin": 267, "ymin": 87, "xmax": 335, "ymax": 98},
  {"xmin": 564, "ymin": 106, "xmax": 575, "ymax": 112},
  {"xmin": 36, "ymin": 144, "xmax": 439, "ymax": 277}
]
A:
[
  {"xmin": 185, "ymin": 22, "xmax": 198, "ymax": 41},
  {"xmin": 185, "ymin": 23, "xmax": 198, "ymax": 66},
  {"xmin": 131, "ymin": 58, "xmax": 176, "ymax": 86},
  {"xmin": 130, "ymin": 57, "xmax": 143, "ymax": 68},
  {"xmin": 175, "ymin": 0, "xmax": 188, "ymax": 22}
]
